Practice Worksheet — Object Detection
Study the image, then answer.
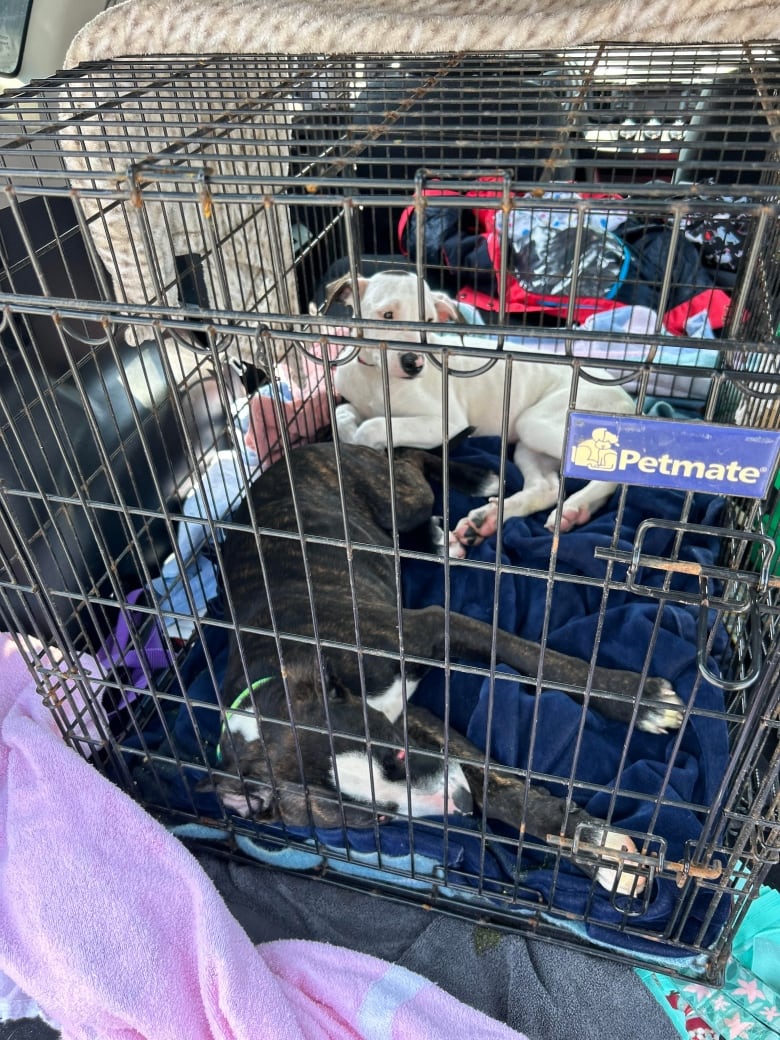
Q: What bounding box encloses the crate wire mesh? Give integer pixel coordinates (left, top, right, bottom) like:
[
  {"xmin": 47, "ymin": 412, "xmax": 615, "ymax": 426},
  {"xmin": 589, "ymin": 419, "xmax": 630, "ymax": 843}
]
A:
[{"xmin": 1, "ymin": 44, "xmax": 780, "ymax": 981}]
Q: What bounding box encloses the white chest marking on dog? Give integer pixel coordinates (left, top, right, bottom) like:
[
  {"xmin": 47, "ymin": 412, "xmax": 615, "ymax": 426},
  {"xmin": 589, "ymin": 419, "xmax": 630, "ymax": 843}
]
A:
[
  {"xmin": 331, "ymin": 751, "xmax": 469, "ymax": 818},
  {"xmin": 225, "ymin": 711, "xmax": 261, "ymax": 744},
  {"xmin": 332, "ymin": 751, "xmax": 413, "ymax": 810},
  {"xmin": 221, "ymin": 679, "xmax": 272, "ymax": 750},
  {"xmin": 367, "ymin": 675, "xmax": 420, "ymax": 722},
  {"xmin": 225, "ymin": 676, "xmax": 416, "ymax": 742}
]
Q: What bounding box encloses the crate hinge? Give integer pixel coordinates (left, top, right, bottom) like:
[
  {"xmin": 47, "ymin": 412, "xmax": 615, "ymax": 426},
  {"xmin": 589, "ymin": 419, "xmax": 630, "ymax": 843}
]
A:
[{"xmin": 593, "ymin": 518, "xmax": 778, "ymax": 691}]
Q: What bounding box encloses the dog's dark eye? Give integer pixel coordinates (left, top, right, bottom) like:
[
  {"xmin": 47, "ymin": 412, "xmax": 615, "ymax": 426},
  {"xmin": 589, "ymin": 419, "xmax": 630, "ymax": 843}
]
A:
[{"xmin": 383, "ymin": 310, "xmax": 394, "ymax": 319}]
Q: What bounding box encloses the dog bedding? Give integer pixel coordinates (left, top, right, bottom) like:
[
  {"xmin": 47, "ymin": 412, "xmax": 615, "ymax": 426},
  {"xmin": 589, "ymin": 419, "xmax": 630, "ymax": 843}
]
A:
[{"xmin": 120, "ymin": 431, "xmax": 731, "ymax": 961}]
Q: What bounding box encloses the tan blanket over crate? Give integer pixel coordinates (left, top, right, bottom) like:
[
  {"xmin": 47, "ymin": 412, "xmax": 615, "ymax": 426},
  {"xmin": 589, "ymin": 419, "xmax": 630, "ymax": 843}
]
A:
[{"xmin": 65, "ymin": 0, "xmax": 780, "ymax": 59}]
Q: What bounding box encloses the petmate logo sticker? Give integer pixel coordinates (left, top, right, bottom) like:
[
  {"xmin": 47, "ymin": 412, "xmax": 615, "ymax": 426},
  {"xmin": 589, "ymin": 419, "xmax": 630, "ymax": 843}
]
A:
[{"xmin": 564, "ymin": 412, "xmax": 780, "ymax": 498}]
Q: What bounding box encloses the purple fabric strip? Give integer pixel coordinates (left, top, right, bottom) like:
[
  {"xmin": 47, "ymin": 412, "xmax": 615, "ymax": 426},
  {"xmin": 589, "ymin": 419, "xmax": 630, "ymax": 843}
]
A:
[{"xmin": 97, "ymin": 589, "xmax": 175, "ymax": 707}]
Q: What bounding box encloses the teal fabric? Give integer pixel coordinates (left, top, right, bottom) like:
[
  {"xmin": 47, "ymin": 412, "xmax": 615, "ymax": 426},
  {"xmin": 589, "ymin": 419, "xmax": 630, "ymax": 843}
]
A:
[
  {"xmin": 637, "ymin": 886, "xmax": 780, "ymax": 1038},
  {"xmin": 731, "ymin": 888, "xmax": 780, "ymax": 994}
]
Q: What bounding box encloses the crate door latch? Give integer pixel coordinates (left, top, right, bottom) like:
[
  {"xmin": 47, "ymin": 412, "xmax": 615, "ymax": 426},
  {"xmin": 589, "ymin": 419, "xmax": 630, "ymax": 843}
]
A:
[
  {"xmin": 594, "ymin": 518, "xmax": 776, "ymax": 692},
  {"xmin": 547, "ymin": 825, "xmax": 724, "ymax": 914}
]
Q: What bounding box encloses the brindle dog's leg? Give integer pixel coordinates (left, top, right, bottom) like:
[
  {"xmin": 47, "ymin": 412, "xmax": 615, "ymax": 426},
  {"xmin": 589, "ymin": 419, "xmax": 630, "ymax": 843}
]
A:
[
  {"xmin": 403, "ymin": 605, "xmax": 684, "ymax": 736},
  {"xmin": 403, "ymin": 704, "xmax": 645, "ymax": 897}
]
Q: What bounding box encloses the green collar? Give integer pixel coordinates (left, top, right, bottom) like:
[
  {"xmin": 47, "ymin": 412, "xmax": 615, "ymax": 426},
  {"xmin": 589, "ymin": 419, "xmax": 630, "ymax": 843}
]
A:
[{"xmin": 216, "ymin": 677, "xmax": 272, "ymax": 763}]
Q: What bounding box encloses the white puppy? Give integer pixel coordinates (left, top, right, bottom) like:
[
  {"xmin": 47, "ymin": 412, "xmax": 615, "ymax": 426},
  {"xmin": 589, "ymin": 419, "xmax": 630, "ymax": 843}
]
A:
[{"xmin": 330, "ymin": 271, "xmax": 635, "ymax": 554}]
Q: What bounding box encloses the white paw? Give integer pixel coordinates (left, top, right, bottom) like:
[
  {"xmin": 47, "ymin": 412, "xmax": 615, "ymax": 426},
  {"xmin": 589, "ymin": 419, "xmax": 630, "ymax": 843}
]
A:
[
  {"xmin": 352, "ymin": 417, "xmax": 390, "ymax": 450},
  {"xmin": 581, "ymin": 825, "xmax": 646, "ymax": 897},
  {"xmin": 448, "ymin": 531, "xmax": 467, "ymax": 559},
  {"xmin": 637, "ymin": 681, "xmax": 685, "ymax": 735},
  {"xmin": 334, "ymin": 402, "xmax": 362, "ymax": 443},
  {"xmin": 544, "ymin": 503, "xmax": 592, "ymax": 533},
  {"xmin": 452, "ymin": 500, "xmax": 499, "ymax": 547}
]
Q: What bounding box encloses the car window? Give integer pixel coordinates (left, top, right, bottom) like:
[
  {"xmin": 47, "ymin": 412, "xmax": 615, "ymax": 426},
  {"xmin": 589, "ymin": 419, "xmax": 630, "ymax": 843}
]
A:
[{"xmin": 0, "ymin": 0, "xmax": 32, "ymax": 77}]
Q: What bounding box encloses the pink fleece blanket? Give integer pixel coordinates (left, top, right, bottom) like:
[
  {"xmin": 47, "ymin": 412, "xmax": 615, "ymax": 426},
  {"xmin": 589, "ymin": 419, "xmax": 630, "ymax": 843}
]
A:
[{"xmin": 0, "ymin": 632, "xmax": 526, "ymax": 1040}]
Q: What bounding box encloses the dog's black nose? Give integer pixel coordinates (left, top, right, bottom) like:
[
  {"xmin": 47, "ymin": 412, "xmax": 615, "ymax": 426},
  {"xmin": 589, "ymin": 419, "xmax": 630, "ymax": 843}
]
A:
[
  {"xmin": 452, "ymin": 785, "xmax": 474, "ymax": 815},
  {"xmin": 400, "ymin": 352, "xmax": 424, "ymax": 377}
]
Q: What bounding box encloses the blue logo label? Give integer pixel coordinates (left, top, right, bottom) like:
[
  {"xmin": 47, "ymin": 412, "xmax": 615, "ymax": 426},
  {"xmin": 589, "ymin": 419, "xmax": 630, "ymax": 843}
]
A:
[{"xmin": 564, "ymin": 412, "xmax": 780, "ymax": 499}]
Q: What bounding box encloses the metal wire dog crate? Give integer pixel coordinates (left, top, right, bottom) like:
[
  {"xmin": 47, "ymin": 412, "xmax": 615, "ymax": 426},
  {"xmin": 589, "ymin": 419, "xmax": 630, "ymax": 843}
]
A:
[{"xmin": 1, "ymin": 44, "xmax": 780, "ymax": 982}]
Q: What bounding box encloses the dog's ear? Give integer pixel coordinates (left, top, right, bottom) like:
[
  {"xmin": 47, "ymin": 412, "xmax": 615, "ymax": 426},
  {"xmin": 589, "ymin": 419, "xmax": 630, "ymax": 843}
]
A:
[
  {"xmin": 284, "ymin": 653, "xmax": 349, "ymax": 705},
  {"xmin": 431, "ymin": 291, "xmax": 465, "ymax": 324},
  {"xmin": 324, "ymin": 274, "xmax": 370, "ymax": 313},
  {"xmin": 320, "ymin": 658, "xmax": 351, "ymax": 703}
]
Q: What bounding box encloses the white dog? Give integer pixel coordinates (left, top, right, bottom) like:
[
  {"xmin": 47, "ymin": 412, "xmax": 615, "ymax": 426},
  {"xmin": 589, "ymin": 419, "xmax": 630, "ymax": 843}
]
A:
[{"xmin": 330, "ymin": 271, "xmax": 635, "ymax": 554}]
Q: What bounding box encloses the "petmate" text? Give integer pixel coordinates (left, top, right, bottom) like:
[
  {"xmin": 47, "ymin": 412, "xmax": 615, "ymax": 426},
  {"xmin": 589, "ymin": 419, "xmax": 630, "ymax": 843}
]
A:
[{"xmin": 615, "ymin": 449, "xmax": 761, "ymax": 485}]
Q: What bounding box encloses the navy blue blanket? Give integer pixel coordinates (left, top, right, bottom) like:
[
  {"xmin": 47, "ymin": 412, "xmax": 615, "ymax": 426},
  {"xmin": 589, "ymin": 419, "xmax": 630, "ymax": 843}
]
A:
[{"xmin": 128, "ymin": 435, "xmax": 731, "ymax": 958}]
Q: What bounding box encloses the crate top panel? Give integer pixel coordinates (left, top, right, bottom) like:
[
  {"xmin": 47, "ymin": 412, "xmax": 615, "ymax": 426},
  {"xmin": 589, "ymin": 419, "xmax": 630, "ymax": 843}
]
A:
[{"xmin": 0, "ymin": 46, "xmax": 779, "ymax": 199}]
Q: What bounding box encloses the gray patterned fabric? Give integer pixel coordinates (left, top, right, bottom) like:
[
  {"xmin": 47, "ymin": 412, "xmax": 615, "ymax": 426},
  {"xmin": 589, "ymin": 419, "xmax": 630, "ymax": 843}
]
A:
[{"xmin": 200, "ymin": 851, "xmax": 680, "ymax": 1040}]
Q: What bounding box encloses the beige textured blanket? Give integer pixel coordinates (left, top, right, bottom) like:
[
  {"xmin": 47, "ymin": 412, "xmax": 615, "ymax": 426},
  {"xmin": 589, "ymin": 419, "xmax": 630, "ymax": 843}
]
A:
[{"xmin": 65, "ymin": 0, "xmax": 780, "ymax": 65}]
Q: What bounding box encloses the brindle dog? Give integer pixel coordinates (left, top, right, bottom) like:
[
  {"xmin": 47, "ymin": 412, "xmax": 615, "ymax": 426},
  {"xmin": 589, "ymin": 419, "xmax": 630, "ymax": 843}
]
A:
[{"xmin": 208, "ymin": 442, "xmax": 684, "ymax": 893}]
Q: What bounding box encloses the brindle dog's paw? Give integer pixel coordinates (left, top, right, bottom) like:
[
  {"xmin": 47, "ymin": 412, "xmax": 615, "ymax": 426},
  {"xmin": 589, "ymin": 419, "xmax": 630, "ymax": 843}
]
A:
[
  {"xmin": 577, "ymin": 823, "xmax": 646, "ymax": 897},
  {"xmin": 636, "ymin": 679, "xmax": 685, "ymax": 735}
]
